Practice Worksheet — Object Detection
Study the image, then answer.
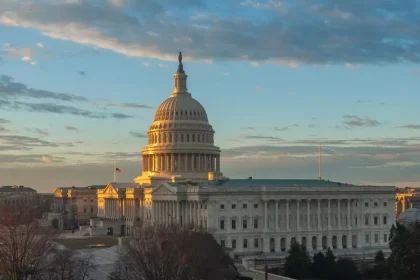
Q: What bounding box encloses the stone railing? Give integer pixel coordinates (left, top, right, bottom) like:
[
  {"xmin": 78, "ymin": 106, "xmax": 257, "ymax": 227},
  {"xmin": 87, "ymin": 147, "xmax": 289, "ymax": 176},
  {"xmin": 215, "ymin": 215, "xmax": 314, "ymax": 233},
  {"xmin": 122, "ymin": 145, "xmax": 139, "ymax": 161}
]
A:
[{"xmin": 242, "ymin": 258, "xmax": 295, "ymax": 280}]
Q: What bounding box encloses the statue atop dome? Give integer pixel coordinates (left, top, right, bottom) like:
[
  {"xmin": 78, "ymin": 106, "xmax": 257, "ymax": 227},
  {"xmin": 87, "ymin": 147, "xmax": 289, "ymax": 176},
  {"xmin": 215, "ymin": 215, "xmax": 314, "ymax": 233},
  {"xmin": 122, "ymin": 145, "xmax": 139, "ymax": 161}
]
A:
[{"xmin": 177, "ymin": 51, "xmax": 185, "ymax": 74}]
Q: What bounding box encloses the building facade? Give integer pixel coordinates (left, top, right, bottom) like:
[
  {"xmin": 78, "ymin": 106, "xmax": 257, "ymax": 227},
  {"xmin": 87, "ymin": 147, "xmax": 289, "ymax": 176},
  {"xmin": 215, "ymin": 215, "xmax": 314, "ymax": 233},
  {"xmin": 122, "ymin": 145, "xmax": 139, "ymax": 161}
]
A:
[
  {"xmin": 396, "ymin": 187, "xmax": 420, "ymax": 219},
  {"xmin": 95, "ymin": 56, "xmax": 396, "ymax": 258}
]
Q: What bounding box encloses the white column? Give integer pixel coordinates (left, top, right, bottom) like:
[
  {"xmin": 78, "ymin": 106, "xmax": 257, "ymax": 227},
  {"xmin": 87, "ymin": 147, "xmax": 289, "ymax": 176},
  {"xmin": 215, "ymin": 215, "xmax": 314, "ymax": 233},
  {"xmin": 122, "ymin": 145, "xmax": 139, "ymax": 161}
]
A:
[
  {"xmin": 307, "ymin": 200, "xmax": 311, "ymax": 230},
  {"xmin": 275, "ymin": 200, "xmax": 279, "ymax": 231},
  {"xmin": 177, "ymin": 154, "xmax": 181, "ymax": 171},
  {"xmin": 216, "ymin": 155, "xmax": 220, "ymax": 172},
  {"xmin": 318, "ymin": 200, "xmax": 322, "ymax": 230},
  {"xmin": 211, "ymin": 155, "xmax": 215, "ymax": 171},
  {"xmin": 264, "ymin": 200, "xmax": 268, "ymax": 230},
  {"xmin": 297, "ymin": 199, "xmax": 301, "ymax": 231},
  {"xmin": 328, "ymin": 199, "xmax": 331, "ymax": 230},
  {"xmin": 286, "ymin": 200, "xmax": 290, "ymax": 231},
  {"xmin": 198, "ymin": 154, "xmax": 201, "ymax": 172},
  {"xmin": 338, "ymin": 200, "xmax": 341, "ymax": 229},
  {"xmin": 347, "ymin": 199, "xmax": 351, "ymax": 229}
]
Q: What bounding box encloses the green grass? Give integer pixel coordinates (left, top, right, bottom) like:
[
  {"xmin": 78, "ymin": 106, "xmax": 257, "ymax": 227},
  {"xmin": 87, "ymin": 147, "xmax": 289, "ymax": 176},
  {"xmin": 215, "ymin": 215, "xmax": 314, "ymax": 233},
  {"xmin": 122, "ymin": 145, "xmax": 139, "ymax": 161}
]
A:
[{"xmin": 53, "ymin": 237, "xmax": 118, "ymax": 249}]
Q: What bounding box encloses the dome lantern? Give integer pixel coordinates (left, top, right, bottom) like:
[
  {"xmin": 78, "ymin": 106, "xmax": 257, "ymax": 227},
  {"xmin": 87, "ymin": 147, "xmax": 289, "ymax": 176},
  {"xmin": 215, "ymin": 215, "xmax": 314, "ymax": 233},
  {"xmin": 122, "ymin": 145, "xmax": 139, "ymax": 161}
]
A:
[{"xmin": 171, "ymin": 52, "xmax": 189, "ymax": 97}]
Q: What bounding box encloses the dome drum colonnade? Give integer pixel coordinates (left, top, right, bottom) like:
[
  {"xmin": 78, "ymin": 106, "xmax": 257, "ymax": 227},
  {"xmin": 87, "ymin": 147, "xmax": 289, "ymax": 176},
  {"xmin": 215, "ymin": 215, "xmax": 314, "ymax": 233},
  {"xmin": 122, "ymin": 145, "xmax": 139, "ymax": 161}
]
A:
[{"xmin": 138, "ymin": 52, "xmax": 221, "ymax": 181}]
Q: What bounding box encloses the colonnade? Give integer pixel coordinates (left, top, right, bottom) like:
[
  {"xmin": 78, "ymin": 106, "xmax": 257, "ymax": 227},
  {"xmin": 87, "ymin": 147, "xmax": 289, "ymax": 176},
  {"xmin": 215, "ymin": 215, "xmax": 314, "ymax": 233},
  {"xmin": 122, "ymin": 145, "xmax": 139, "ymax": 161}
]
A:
[
  {"xmin": 153, "ymin": 200, "xmax": 208, "ymax": 229},
  {"xmin": 142, "ymin": 153, "xmax": 220, "ymax": 173},
  {"xmin": 102, "ymin": 198, "xmax": 143, "ymax": 221}
]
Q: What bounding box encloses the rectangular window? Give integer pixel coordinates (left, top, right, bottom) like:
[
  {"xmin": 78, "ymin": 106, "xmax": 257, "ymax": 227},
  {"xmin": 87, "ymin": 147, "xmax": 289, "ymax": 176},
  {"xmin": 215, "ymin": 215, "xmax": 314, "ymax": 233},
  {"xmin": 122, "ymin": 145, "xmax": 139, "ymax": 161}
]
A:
[
  {"xmin": 232, "ymin": 220, "xmax": 236, "ymax": 230},
  {"xmin": 384, "ymin": 234, "xmax": 388, "ymax": 242},
  {"xmin": 181, "ymin": 134, "xmax": 184, "ymax": 142},
  {"xmin": 383, "ymin": 216, "xmax": 387, "ymax": 225},
  {"xmin": 365, "ymin": 202, "xmax": 369, "ymax": 207},
  {"xmin": 243, "ymin": 239, "xmax": 248, "ymax": 249},
  {"xmin": 221, "ymin": 240, "xmax": 225, "ymax": 247},
  {"xmin": 243, "ymin": 219, "xmax": 247, "ymax": 229},
  {"xmin": 232, "ymin": 239, "xmax": 236, "ymax": 249},
  {"xmin": 232, "ymin": 204, "xmax": 236, "ymax": 209},
  {"xmin": 375, "ymin": 234, "xmax": 379, "ymax": 243},
  {"xmin": 365, "ymin": 217, "xmax": 369, "ymax": 225},
  {"xmin": 254, "ymin": 204, "xmax": 258, "ymax": 209},
  {"xmin": 365, "ymin": 234, "xmax": 370, "ymax": 244},
  {"xmin": 220, "ymin": 220, "xmax": 225, "ymax": 230},
  {"xmin": 84, "ymin": 208, "xmax": 86, "ymax": 213},
  {"xmin": 90, "ymin": 207, "xmax": 93, "ymax": 213},
  {"xmin": 374, "ymin": 216, "xmax": 378, "ymax": 225},
  {"xmin": 383, "ymin": 202, "xmax": 387, "ymax": 207},
  {"xmin": 254, "ymin": 238, "xmax": 259, "ymax": 248},
  {"xmin": 243, "ymin": 204, "xmax": 247, "ymax": 209},
  {"xmin": 254, "ymin": 218, "xmax": 258, "ymax": 229},
  {"xmin": 220, "ymin": 204, "xmax": 225, "ymax": 209},
  {"xmin": 374, "ymin": 202, "xmax": 378, "ymax": 207}
]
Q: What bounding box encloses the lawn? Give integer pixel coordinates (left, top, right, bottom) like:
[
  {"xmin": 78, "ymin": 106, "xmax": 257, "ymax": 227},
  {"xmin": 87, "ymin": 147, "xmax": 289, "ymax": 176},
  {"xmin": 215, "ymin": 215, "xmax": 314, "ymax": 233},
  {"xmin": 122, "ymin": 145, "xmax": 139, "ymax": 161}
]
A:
[{"xmin": 53, "ymin": 237, "xmax": 118, "ymax": 249}]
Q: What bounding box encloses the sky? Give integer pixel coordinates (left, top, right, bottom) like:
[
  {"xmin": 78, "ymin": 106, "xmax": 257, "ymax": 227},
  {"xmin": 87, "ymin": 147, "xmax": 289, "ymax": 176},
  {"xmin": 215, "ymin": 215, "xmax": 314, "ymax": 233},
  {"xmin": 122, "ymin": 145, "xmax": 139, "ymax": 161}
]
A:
[{"xmin": 1, "ymin": 0, "xmax": 420, "ymax": 192}]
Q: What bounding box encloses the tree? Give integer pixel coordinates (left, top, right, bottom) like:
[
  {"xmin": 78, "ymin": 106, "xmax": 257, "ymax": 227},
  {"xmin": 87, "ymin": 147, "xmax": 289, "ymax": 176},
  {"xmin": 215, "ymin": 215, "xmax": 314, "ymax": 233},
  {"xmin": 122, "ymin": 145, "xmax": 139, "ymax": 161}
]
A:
[
  {"xmin": 0, "ymin": 205, "xmax": 96, "ymax": 280},
  {"xmin": 312, "ymin": 252, "xmax": 328, "ymax": 279},
  {"xmin": 334, "ymin": 258, "xmax": 361, "ymax": 280},
  {"xmin": 325, "ymin": 247, "xmax": 336, "ymax": 279},
  {"xmin": 388, "ymin": 222, "xmax": 420, "ymax": 280},
  {"xmin": 369, "ymin": 250, "xmax": 387, "ymax": 279},
  {"xmin": 110, "ymin": 224, "xmax": 238, "ymax": 280},
  {"xmin": 284, "ymin": 241, "xmax": 312, "ymax": 279}
]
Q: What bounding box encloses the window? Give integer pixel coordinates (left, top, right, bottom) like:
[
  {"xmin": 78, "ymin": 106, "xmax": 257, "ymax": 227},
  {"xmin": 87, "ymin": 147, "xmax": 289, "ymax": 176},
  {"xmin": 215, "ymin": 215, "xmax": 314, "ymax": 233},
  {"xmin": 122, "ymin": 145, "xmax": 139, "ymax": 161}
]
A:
[
  {"xmin": 243, "ymin": 204, "xmax": 247, "ymax": 209},
  {"xmin": 232, "ymin": 204, "xmax": 236, "ymax": 209},
  {"xmin": 254, "ymin": 204, "xmax": 258, "ymax": 208},
  {"xmin": 356, "ymin": 217, "xmax": 358, "ymax": 225},
  {"xmin": 232, "ymin": 220, "xmax": 236, "ymax": 230},
  {"xmin": 254, "ymin": 238, "xmax": 259, "ymax": 248},
  {"xmin": 84, "ymin": 208, "xmax": 87, "ymax": 213},
  {"xmin": 220, "ymin": 204, "xmax": 225, "ymax": 209},
  {"xmin": 221, "ymin": 240, "xmax": 225, "ymax": 247},
  {"xmin": 374, "ymin": 234, "xmax": 379, "ymax": 243},
  {"xmin": 220, "ymin": 220, "xmax": 225, "ymax": 230},
  {"xmin": 365, "ymin": 202, "xmax": 369, "ymax": 207},
  {"xmin": 187, "ymin": 134, "xmax": 190, "ymax": 142},
  {"xmin": 243, "ymin": 239, "xmax": 248, "ymax": 249},
  {"xmin": 181, "ymin": 134, "xmax": 184, "ymax": 142},
  {"xmin": 365, "ymin": 234, "xmax": 370, "ymax": 244},
  {"xmin": 374, "ymin": 216, "xmax": 378, "ymax": 225},
  {"xmin": 90, "ymin": 207, "xmax": 93, "ymax": 213},
  {"xmin": 243, "ymin": 219, "xmax": 248, "ymax": 229},
  {"xmin": 384, "ymin": 234, "xmax": 388, "ymax": 242},
  {"xmin": 365, "ymin": 216, "xmax": 369, "ymax": 225},
  {"xmin": 254, "ymin": 218, "xmax": 258, "ymax": 229},
  {"xmin": 192, "ymin": 134, "xmax": 195, "ymax": 142},
  {"xmin": 383, "ymin": 216, "xmax": 387, "ymax": 225},
  {"xmin": 232, "ymin": 239, "xmax": 236, "ymax": 249},
  {"xmin": 383, "ymin": 202, "xmax": 387, "ymax": 207},
  {"xmin": 374, "ymin": 202, "xmax": 378, "ymax": 207}
]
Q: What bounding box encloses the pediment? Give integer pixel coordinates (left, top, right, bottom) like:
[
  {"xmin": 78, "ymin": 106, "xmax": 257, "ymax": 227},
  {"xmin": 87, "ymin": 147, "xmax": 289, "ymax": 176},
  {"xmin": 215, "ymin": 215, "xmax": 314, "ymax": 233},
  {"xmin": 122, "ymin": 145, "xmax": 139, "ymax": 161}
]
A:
[
  {"xmin": 152, "ymin": 184, "xmax": 176, "ymax": 195},
  {"xmin": 103, "ymin": 184, "xmax": 118, "ymax": 194}
]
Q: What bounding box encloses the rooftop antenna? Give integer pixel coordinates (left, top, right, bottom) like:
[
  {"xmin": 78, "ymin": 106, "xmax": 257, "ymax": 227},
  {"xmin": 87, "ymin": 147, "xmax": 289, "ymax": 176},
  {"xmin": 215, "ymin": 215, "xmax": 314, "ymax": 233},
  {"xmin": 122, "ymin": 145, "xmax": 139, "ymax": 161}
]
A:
[{"xmin": 318, "ymin": 144, "xmax": 322, "ymax": 180}]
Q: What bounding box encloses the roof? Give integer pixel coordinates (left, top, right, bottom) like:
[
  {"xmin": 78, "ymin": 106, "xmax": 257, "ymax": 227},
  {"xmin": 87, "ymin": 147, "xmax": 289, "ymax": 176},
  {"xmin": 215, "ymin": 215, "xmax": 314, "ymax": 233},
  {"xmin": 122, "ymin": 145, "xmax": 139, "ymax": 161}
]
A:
[
  {"xmin": 87, "ymin": 185, "xmax": 107, "ymax": 190},
  {"xmin": 109, "ymin": 183, "xmax": 140, "ymax": 189},
  {"xmin": 167, "ymin": 179, "xmax": 394, "ymax": 188},
  {"xmin": 58, "ymin": 185, "xmax": 107, "ymax": 192},
  {"xmin": 0, "ymin": 186, "xmax": 36, "ymax": 192}
]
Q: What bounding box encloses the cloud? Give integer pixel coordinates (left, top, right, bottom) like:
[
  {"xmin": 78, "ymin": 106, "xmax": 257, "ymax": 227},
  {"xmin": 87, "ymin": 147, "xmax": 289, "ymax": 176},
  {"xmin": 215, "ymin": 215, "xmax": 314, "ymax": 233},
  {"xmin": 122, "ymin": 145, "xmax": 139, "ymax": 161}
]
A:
[
  {"xmin": 2, "ymin": 0, "xmax": 420, "ymax": 65},
  {"xmin": 78, "ymin": 71, "xmax": 86, "ymax": 76},
  {"xmin": 0, "ymin": 118, "xmax": 10, "ymax": 124},
  {"xmin": 33, "ymin": 128, "xmax": 49, "ymax": 136},
  {"xmin": 0, "ymin": 75, "xmax": 88, "ymax": 102},
  {"xmin": 344, "ymin": 63, "xmax": 358, "ymax": 69},
  {"xmin": 94, "ymin": 101, "xmax": 153, "ymax": 109},
  {"xmin": 2, "ymin": 45, "xmax": 35, "ymax": 58},
  {"xmin": 242, "ymin": 134, "xmax": 283, "ymax": 141},
  {"xmin": 130, "ymin": 131, "xmax": 148, "ymax": 138},
  {"xmin": 397, "ymin": 124, "xmax": 420, "ymax": 130},
  {"xmin": 274, "ymin": 127, "xmax": 288, "ymax": 131},
  {"xmin": 21, "ymin": 56, "xmax": 31, "ymax": 62},
  {"xmin": 242, "ymin": 126, "xmax": 255, "ymax": 130},
  {"xmin": 0, "ymin": 135, "xmax": 72, "ymax": 149},
  {"xmin": 41, "ymin": 155, "xmax": 53, "ymax": 163},
  {"xmin": 356, "ymin": 100, "xmax": 372, "ymax": 103},
  {"xmin": 142, "ymin": 62, "xmax": 151, "ymax": 67},
  {"xmin": 36, "ymin": 42, "xmax": 44, "ymax": 48},
  {"xmin": 413, "ymin": 69, "xmax": 420, "ymax": 75},
  {"xmin": 343, "ymin": 115, "xmax": 381, "ymax": 127},
  {"xmin": 64, "ymin": 125, "xmax": 79, "ymax": 132}
]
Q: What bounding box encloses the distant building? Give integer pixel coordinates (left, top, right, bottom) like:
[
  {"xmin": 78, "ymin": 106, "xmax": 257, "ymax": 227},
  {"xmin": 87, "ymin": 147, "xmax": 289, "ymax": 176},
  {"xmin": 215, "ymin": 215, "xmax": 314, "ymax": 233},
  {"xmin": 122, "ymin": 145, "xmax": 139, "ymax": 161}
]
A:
[
  {"xmin": 398, "ymin": 208, "xmax": 420, "ymax": 226},
  {"xmin": 50, "ymin": 185, "xmax": 106, "ymax": 229},
  {"xmin": 395, "ymin": 187, "xmax": 420, "ymax": 219},
  {"xmin": 93, "ymin": 57, "xmax": 396, "ymax": 260},
  {"xmin": 0, "ymin": 185, "xmax": 42, "ymax": 219}
]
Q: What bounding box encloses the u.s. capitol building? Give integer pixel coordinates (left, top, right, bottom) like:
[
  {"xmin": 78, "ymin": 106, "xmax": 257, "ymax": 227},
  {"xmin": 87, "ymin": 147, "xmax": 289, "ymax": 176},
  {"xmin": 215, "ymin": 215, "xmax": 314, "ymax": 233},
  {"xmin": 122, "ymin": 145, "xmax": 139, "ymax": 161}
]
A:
[{"xmin": 92, "ymin": 54, "xmax": 395, "ymax": 258}]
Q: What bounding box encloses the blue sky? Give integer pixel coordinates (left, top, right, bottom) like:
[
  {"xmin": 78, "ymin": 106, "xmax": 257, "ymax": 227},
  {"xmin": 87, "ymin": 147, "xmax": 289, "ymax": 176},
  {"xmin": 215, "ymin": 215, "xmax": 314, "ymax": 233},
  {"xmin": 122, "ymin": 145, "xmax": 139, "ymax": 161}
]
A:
[{"xmin": 1, "ymin": 0, "xmax": 420, "ymax": 191}]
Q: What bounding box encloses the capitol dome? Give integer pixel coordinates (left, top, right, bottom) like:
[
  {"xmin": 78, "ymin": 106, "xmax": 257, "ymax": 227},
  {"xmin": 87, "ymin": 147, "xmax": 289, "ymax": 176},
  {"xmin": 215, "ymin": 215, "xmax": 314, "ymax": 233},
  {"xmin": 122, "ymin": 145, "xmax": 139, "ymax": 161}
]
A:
[
  {"xmin": 134, "ymin": 53, "xmax": 222, "ymax": 185},
  {"xmin": 398, "ymin": 208, "xmax": 420, "ymax": 226}
]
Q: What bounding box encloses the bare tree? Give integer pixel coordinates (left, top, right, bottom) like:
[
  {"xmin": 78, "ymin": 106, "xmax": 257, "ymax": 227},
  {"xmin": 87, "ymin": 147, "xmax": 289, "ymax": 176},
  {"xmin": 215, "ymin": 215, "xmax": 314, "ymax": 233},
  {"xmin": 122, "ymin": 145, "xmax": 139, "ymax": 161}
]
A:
[
  {"xmin": 0, "ymin": 205, "xmax": 96, "ymax": 280},
  {"xmin": 110, "ymin": 223, "xmax": 238, "ymax": 280}
]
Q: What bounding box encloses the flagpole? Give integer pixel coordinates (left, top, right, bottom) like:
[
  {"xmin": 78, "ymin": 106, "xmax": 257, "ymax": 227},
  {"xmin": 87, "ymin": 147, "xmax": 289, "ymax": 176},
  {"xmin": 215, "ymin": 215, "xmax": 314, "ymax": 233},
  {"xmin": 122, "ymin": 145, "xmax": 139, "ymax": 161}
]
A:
[{"xmin": 114, "ymin": 160, "xmax": 116, "ymax": 183}]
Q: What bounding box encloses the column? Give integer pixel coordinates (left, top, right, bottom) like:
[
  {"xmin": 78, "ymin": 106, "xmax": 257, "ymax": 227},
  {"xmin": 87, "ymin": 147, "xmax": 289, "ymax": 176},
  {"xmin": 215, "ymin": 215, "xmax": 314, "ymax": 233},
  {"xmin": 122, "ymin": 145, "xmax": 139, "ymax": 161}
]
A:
[
  {"xmin": 171, "ymin": 154, "xmax": 175, "ymax": 171},
  {"xmin": 297, "ymin": 199, "xmax": 301, "ymax": 231},
  {"xmin": 211, "ymin": 155, "xmax": 214, "ymax": 171},
  {"xmin": 264, "ymin": 200, "xmax": 268, "ymax": 230},
  {"xmin": 177, "ymin": 154, "xmax": 180, "ymax": 171},
  {"xmin": 192, "ymin": 154, "xmax": 195, "ymax": 171},
  {"xmin": 286, "ymin": 200, "xmax": 290, "ymax": 231},
  {"xmin": 328, "ymin": 199, "xmax": 331, "ymax": 229},
  {"xmin": 189, "ymin": 201, "xmax": 193, "ymax": 226},
  {"xmin": 176, "ymin": 201, "xmax": 180, "ymax": 224},
  {"xmin": 337, "ymin": 200, "xmax": 341, "ymax": 229},
  {"xmin": 307, "ymin": 200, "xmax": 311, "ymax": 230},
  {"xmin": 198, "ymin": 154, "xmax": 201, "ymax": 172},
  {"xmin": 216, "ymin": 155, "xmax": 220, "ymax": 172},
  {"xmin": 318, "ymin": 200, "xmax": 322, "ymax": 230},
  {"xmin": 165, "ymin": 154, "xmax": 169, "ymax": 171},
  {"xmin": 160, "ymin": 154, "xmax": 163, "ymax": 171},
  {"xmin": 347, "ymin": 199, "xmax": 351, "ymax": 229},
  {"xmin": 275, "ymin": 200, "xmax": 279, "ymax": 231},
  {"xmin": 337, "ymin": 234, "xmax": 343, "ymax": 249}
]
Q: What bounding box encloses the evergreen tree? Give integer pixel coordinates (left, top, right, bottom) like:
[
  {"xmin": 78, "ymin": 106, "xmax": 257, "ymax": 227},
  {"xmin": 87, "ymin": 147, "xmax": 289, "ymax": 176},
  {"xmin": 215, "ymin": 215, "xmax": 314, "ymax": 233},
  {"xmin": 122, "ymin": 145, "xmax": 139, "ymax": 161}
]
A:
[
  {"xmin": 334, "ymin": 258, "xmax": 362, "ymax": 280},
  {"xmin": 284, "ymin": 241, "xmax": 312, "ymax": 279},
  {"xmin": 325, "ymin": 247, "xmax": 336, "ymax": 279},
  {"xmin": 312, "ymin": 252, "xmax": 327, "ymax": 279}
]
